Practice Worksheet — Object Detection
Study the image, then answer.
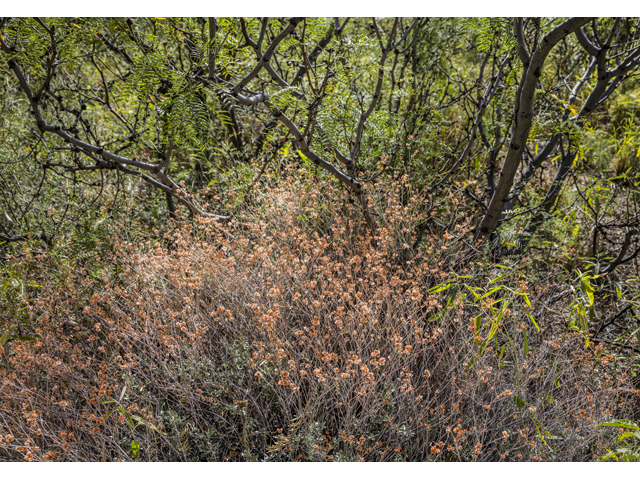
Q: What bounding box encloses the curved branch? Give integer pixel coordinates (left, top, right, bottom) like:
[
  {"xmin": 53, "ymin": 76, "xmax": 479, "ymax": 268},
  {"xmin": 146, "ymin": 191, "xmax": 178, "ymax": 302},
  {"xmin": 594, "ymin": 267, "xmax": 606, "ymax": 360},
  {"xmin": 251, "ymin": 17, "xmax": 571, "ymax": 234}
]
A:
[
  {"xmin": 513, "ymin": 18, "xmax": 530, "ymax": 66},
  {"xmin": 475, "ymin": 17, "xmax": 592, "ymax": 240},
  {"xmin": 575, "ymin": 27, "xmax": 600, "ymax": 57},
  {"xmin": 1, "ymin": 32, "xmax": 230, "ymax": 222},
  {"xmin": 231, "ymin": 18, "xmax": 301, "ymax": 95},
  {"xmin": 602, "ymin": 230, "xmax": 640, "ymax": 274},
  {"xmin": 350, "ymin": 19, "xmax": 398, "ymax": 162}
]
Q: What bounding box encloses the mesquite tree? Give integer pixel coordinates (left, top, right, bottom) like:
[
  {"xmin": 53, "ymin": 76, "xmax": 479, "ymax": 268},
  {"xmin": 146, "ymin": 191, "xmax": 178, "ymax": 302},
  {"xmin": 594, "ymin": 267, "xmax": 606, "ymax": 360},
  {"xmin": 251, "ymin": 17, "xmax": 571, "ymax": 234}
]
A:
[
  {"xmin": 1, "ymin": 17, "xmax": 639, "ymax": 271},
  {"xmin": 0, "ymin": 17, "xmax": 429, "ymax": 236},
  {"xmin": 472, "ymin": 18, "xmax": 640, "ymax": 248}
]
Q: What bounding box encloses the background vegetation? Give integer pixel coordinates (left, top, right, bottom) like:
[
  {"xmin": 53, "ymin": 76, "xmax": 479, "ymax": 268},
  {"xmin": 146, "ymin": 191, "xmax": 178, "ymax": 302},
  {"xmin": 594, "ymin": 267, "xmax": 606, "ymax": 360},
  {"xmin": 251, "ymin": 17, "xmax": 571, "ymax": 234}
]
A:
[{"xmin": 1, "ymin": 16, "xmax": 640, "ymax": 462}]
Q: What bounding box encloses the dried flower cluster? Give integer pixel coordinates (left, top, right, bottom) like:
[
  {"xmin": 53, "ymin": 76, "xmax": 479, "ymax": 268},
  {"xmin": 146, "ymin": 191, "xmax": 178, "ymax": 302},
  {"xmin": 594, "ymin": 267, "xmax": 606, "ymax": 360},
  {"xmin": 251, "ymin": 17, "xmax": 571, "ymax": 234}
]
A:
[{"xmin": 0, "ymin": 169, "xmax": 635, "ymax": 461}]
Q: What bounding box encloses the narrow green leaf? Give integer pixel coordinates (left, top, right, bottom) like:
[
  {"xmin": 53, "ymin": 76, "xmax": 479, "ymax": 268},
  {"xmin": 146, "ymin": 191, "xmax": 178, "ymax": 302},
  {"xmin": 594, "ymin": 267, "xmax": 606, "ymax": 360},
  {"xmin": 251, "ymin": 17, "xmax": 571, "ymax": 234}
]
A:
[
  {"xmin": 429, "ymin": 282, "xmax": 453, "ymax": 294},
  {"xmin": 131, "ymin": 440, "xmax": 140, "ymax": 458},
  {"xmin": 480, "ymin": 286, "xmax": 502, "ymax": 299},
  {"xmin": 0, "ymin": 325, "xmax": 16, "ymax": 347},
  {"xmin": 465, "ymin": 356, "xmax": 476, "ymax": 371},
  {"xmin": 463, "ymin": 284, "xmax": 481, "ymax": 301},
  {"xmin": 515, "ymin": 291, "xmax": 532, "ymax": 307},
  {"xmin": 617, "ymin": 432, "xmax": 640, "ymax": 442},
  {"xmin": 525, "ymin": 309, "xmax": 540, "ymax": 332},
  {"xmin": 479, "ymin": 339, "xmax": 488, "ymax": 356},
  {"xmin": 598, "ymin": 420, "xmax": 640, "ymax": 430},
  {"xmin": 489, "ymin": 273, "xmax": 509, "ymax": 285},
  {"xmin": 581, "ymin": 277, "xmax": 595, "ymax": 306}
]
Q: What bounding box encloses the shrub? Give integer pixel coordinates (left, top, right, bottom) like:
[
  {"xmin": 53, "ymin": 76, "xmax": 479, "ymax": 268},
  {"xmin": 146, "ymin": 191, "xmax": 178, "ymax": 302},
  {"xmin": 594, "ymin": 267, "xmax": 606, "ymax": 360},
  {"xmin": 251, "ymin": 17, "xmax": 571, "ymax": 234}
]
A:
[{"xmin": 0, "ymin": 171, "xmax": 636, "ymax": 461}]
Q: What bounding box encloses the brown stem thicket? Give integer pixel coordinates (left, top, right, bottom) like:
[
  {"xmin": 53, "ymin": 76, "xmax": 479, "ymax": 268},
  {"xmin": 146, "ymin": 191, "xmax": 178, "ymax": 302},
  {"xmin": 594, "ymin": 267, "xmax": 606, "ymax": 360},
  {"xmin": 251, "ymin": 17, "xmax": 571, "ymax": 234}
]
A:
[{"xmin": 0, "ymin": 170, "xmax": 636, "ymax": 461}]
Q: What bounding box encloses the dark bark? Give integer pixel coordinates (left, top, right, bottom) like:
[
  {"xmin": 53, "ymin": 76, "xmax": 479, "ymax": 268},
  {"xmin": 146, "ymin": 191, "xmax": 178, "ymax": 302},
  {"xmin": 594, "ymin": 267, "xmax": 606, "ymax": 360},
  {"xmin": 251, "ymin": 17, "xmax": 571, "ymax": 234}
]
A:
[{"xmin": 475, "ymin": 17, "xmax": 592, "ymax": 241}]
